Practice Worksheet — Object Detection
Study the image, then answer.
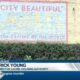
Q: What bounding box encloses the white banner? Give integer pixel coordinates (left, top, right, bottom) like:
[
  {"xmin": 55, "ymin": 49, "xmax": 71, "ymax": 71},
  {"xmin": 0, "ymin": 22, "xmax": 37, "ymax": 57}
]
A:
[{"xmin": 0, "ymin": 2, "xmax": 67, "ymax": 42}]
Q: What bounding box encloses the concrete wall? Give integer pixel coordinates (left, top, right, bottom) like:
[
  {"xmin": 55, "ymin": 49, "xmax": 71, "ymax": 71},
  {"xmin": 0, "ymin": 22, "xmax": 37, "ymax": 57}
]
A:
[{"xmin": 68, "ymin": 0, "xmax": 80, "ymax": 43}]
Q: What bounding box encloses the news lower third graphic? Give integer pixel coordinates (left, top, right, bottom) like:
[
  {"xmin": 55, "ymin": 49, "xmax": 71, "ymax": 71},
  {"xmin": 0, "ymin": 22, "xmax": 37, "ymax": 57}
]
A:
[
  {"xmin": 0, "ymin": 60, "xmax": 80, "ymax": 80},
  {"xmin": 0, "ymin": 62, "xmax": 80, "ymax": 71}
]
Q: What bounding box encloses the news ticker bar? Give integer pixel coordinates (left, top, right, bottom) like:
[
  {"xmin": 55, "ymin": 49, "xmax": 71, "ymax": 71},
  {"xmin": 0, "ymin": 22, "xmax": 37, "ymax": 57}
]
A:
[{"xmin": 0, "ymin": 63, "xmax": 80, "ymax": 71}]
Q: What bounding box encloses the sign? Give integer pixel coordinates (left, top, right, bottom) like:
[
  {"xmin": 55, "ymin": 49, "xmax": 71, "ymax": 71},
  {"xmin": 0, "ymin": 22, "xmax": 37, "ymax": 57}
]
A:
[{"xmin": 0, "ymin": 2, "xmax": 67, "ymax": 42}]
